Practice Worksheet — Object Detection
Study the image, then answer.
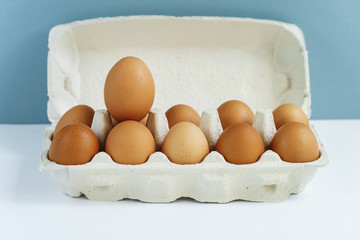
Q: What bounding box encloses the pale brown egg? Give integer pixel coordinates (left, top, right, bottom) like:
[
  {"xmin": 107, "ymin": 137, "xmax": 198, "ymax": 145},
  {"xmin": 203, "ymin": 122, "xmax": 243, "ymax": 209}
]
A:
[
  {"xmin": 272, "ymin": 103, "xmax": 309, "ymax": 130},
  {"xmin": 217, "ymin": 100, "xmax": 254, "ymax": 130},
  {"xmin": 270, "ymin": 122, "xmax": 319, "ymax": 163},
  {"xmin": 104, "ymin": 56, "xmax": 155, "ymax": 122},
  {"xmin": 161, "ymin": 122, "xmax": 209, "ymax": 164},
  {"xmin": 49, "ymin": 124, "xmax": 100, "ymax": 165},
  {"xmin": 53, "ymin": 105, "xmax": 95, "ymax": 137},
  {"xmin": 105, "ymin": 120, "xmax": 155, "ymax": 165},
  {"xmin": 166, "ymin": 104, "xmax": 200, "ymax": 128},
  {"xmin": 215, "ymin": 123, "xmax": 265, "ymax": 164}
]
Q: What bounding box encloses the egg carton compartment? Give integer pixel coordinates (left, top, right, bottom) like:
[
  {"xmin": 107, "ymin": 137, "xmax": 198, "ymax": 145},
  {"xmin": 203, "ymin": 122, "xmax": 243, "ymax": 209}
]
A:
[
  {"xmin": 42, "ymin": 16, "xmax": 328, "ymax": 202},
  {"xmin": 40, "ymin": 108, "xmax": 328, "ymax": 203}
]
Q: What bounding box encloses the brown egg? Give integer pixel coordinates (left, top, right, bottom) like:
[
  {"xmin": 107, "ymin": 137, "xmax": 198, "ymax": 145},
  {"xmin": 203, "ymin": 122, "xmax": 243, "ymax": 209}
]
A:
[
  {"xmin": 270, "ymin": 122, "xmax": 319, "ymax": 163},
  {"xmin": 49, "ymin": 124, "xmax": 100, "ymax": 165},
  {"xmin": 273, "ymin": 103, "xmax": 309, "ymax": 130},
  {"xmin": 161, "ymin": 122, "xmax": 209, "ymax": 164},
  {"xmin": 53, "ymin": 105, "xmax": 95, "ymax": 137},
  {"xmin": 217, "ymin": 100, "xmax": 254, "ymax": 130},
  {"xmin": 104, "ymin": 56, "xmax": 155, "ymax": 122},
  {"xmin": 215, "ymin": 123, "xmax": 265, "ymax": 164},
  {"xmin": 166, "ymin": 104, "xmax": 200, "ymax": 128},
  {"xmin": 105, "ymin": 120, "xmax": 155, "ymax": 164}
]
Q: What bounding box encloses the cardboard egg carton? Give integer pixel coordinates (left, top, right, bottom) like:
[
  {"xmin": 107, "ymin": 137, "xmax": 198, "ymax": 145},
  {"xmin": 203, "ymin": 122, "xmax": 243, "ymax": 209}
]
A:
[{"xmin": 40, "ymin": 16, "xmax": 329, "ymax": 202}]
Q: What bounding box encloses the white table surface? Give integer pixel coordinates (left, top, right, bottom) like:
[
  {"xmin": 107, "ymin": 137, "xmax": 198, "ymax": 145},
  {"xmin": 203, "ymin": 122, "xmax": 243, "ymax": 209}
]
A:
[{"xmin": 0, "ymin": 120, "xmax": 359, "ymax": 240}]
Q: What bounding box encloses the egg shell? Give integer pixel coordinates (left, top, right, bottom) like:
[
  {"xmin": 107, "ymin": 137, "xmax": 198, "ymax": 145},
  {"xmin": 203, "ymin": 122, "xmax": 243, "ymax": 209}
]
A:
[
  {"xmin": 161, "ymin": 122, "xmax": 209, "ymax": 164},
  {"xmin": 273, "ymin": 103, "xmax": 309, "ymax": 129},
  {"xmin": 104, "ymin": 56, "xmax": 155, "ymax": 122},
  {"xmin": 216, "ymin": 123, "xmax": 265, "ymax": 164},
  {"xmin": 166, "ymin": 104, "xmax": 201, "ymax": 128},
  {"xmin": 105, "ymin": 120, "xmax": 155, "ymax": 165},
  {"xmin": 270, "ymin": 122, "xmax": 320, "ymax": 163},
  {"xmin": 217, "ymin": 100, "xmax": 254, "ymax": 130},
  {"xmin": 53, "ymin": 105, "xmax": 94, "ymax": 137},
  {"xmin": 49, "ymin": 124, "xmax": 100, "ymax": 165},
  {"xmin": 41, "ymin": 16, "xmax": 329, "ymax": 203}
]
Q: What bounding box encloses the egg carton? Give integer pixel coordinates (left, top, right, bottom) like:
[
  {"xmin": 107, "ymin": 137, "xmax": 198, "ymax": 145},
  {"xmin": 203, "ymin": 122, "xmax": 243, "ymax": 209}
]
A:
[
  {"xmin": 41, "ymin": 16, "xmax": 329, "ymax": 202},
  {"xmin": 40, "ymin": 109, "xmax": 328, "ymax": 202}
]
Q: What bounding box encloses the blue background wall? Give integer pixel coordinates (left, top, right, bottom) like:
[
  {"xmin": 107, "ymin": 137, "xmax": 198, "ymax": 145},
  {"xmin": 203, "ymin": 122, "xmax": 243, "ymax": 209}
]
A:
[{"xmin": 1, "ymin": 0, "xmax": 359, "ymax": 123}]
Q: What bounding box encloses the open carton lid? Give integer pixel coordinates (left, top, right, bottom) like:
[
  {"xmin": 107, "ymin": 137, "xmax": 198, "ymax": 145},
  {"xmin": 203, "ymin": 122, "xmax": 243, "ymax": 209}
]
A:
[{"xmin": 47, "ymin": 16, "xmax": 310, "ymax": 124}]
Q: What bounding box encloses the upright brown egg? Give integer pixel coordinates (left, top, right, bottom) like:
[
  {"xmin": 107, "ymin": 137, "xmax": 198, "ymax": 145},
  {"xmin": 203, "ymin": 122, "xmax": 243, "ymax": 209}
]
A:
[
  {"xmin": 105, "ymin": 120, "xmax": 155, "ymax": 165},
  {"xmin": 215, "ymin": 123, "xmax": 265, "ymax": 164},
  {"xmin": 104, "ymin": 56, "xmax": 155, "ymax": 122},
  {"xmin": 166, "ymin": 104, "xmax": 200, "ymax": 128},
  {"xmin": 49, "ymin": 124, "xmax": 100, "ymax": 165},
  {"xmin": 161, "ymin": 122, "xmax": 209, "ymax": 164},
  {"xmin": 53, "ymin": 105, "xmax": 95, "ymax": 137},
  {"xmin": 217, "ymin": 100, "xmax": 254, "ymax": 130},
  {"xmin": 270, "ymin": 122, "xmax": 319, "ymax": 163},
  {"xmin": 272, "ymin": 103, "xmax": 309, "ymax": 130}
]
